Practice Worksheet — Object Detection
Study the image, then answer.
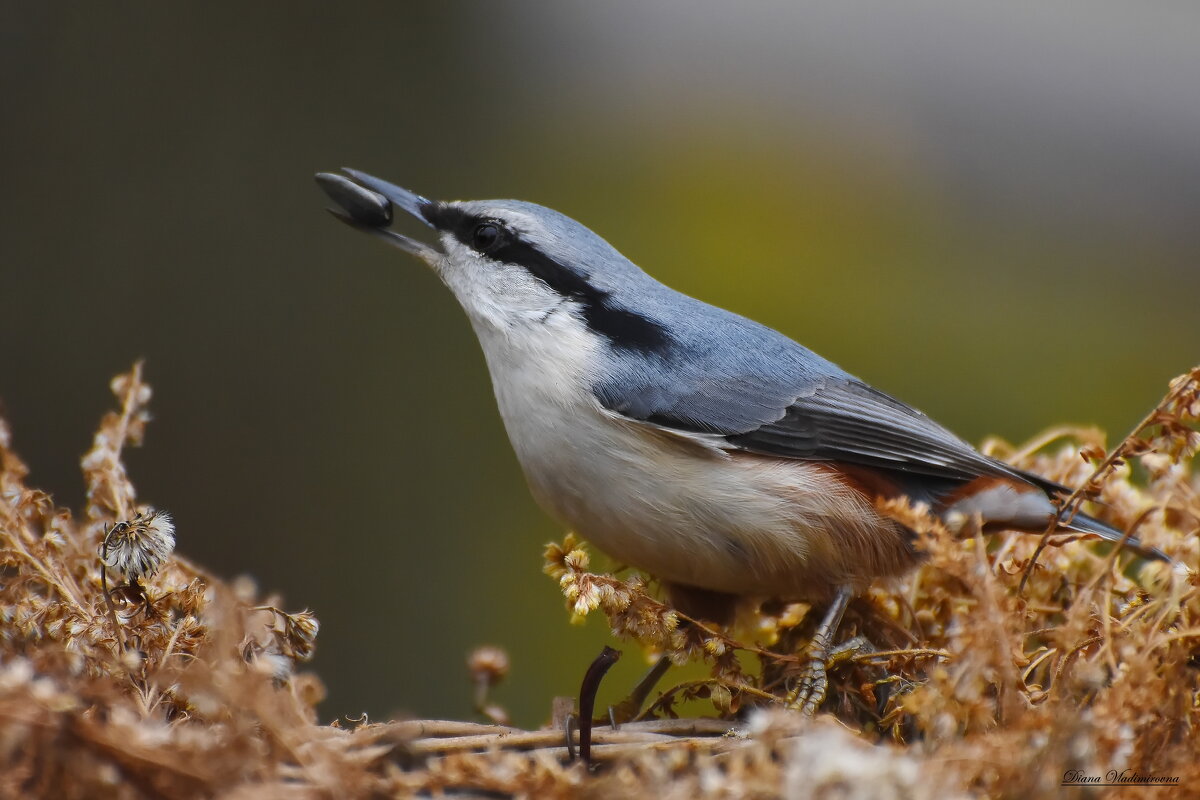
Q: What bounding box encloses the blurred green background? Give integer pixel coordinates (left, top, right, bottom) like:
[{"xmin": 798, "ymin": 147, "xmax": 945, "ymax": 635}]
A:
[{"xmin": 2, "ymin": 3, "xmax": 1197, "ymax": 726}]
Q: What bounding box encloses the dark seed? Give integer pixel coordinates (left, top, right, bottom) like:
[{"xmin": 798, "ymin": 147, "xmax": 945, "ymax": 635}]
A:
[{"xmin": 314, "ymin": 173, "xmax": 393, "ymax": 227}]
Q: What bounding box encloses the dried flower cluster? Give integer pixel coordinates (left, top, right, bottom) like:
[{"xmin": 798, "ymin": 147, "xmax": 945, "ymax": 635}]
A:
[
  {"xmin": 545, "ymin": 536, "xmax": 781, "ymax": 715},
  {"xmin": 1, "ymin": 362, "xmax": 1197, "ymax": 798},
  {"xmin": 0, "ymin": 365, "xmax": 374, "ymax": 798}
]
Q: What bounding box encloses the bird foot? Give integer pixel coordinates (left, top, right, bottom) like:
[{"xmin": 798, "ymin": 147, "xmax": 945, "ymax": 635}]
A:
[
  {"xmin": 785, "ymin": 634, "xmax": 873, "ymax": 715},
  {"xmin": 607, "ymin": 655, "xmax": 672, "ymax": 725}
]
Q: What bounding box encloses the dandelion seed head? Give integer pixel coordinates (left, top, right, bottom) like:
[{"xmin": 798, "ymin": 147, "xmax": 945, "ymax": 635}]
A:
[{"xmin": 101, "ymin": 508, "xmax": 175, "ymax": 581}]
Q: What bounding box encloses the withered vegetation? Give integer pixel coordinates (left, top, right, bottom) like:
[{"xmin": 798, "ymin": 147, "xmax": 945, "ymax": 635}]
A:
[{"xmin": 1, "ymin": 363, "xmax": 1197, "ymax": 798}]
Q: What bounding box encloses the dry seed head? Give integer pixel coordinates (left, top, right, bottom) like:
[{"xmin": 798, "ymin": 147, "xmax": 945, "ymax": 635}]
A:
[
  {"xmin": 289, "ymin": 609, "xmax": 319, "ymax": 641},
  {"xmin": 709, "ymin": 683, "xmax": 732, "ymax": 713},
  {"xmin": 283, "ymin": 610, "xmax": 320, "ymax": 662},
  {"xmin": 101, "ymin": 508, "xmax": 176, "ymax": 581},
  {"xmin": 259, "ymin": 607, "xmax": 321, "ymax": 662},
  {"xmin": 468, "ymin": 646, "xmax": 511, "ymax": 686}
]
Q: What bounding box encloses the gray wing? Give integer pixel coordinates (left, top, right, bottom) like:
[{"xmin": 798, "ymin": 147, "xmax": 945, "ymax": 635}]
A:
[
  {"xmin": 594, "ymin": 345, "xmax": 1029, "ymax": 484},
  {"xmin": 589, "ymin": 287, "xmax": 1040, "ymax": 486},
  {"xmin": 721, "ymin": 376, "xmax": 1019, "ymax": 482}
]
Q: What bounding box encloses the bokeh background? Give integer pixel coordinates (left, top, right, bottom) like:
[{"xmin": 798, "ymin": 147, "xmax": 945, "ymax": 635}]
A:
[{"xmin": 3, "ymin": 3, "xmax": 1197, "ymax": 726}]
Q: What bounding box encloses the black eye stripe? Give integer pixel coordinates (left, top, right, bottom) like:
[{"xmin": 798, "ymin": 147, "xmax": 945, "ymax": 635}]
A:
[
  {"xmin": 422, "ymin": 205, "xmax": 514, "ymax": 255},
  {"xmin": 420, "ymin": 203, "xmax": 467, "ymax": 237},
  {"xmin": 422, "ymin": 202, "xmax": 670, "ymax": 353}
]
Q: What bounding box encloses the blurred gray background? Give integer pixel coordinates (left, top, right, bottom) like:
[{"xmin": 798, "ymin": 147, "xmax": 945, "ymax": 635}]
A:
[{"xmin": 3, "ymin": 2, "xmax": 1197, "ymax": 726}]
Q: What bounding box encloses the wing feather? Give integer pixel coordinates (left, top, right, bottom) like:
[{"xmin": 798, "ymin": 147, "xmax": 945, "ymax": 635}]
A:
[
  {"xmin": 728, "ymin": 378, "xmax": 1025, "ymax": 481},
  {"xmin": 588, "ymin": 301, "xmax": 1054, "ymax": 488}
]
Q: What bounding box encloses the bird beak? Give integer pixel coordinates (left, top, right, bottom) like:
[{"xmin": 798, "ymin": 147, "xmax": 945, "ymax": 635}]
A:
[{"xmin": 315, "ymin": 168, "xmax": 441, "ymax": 263}]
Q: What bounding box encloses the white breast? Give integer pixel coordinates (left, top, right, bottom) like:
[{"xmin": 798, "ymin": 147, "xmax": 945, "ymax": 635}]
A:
[{"xmin": 465, "ymin": 303, "xmax": 912, "ymax": 599}]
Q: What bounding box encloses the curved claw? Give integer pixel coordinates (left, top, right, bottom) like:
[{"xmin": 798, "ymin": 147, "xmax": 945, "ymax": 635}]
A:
[
  {"xmin": 783, "ymin": 585, "xmax": 855, "ymax": 716},
  {"xmin": 787, "ymin": 653, "xmax": 830, "ymax": 716},
  {"xmin": 786, "ymin": 634, "xmax": 874, "ymax": 715}
]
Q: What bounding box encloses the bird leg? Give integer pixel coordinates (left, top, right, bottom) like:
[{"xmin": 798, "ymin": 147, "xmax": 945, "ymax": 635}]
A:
[
  {"xmin": 607, "ymin": 655, "xmax": 672, "ymax": 725},
  {"xmin": 784, "ymin": 585, "xmax": 861, "ymax": 715}
]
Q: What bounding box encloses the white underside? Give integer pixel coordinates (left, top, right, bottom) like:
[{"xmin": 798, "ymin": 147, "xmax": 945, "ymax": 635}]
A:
[{"xmin": 460, "ymin": 293, "xmax": 912, "ymax": 599}]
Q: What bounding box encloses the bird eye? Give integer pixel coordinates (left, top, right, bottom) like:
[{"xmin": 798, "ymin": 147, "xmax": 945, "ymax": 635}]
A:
[{"xmin": 472, "ymin": 222, "xmax": 502, "ymax": 253}]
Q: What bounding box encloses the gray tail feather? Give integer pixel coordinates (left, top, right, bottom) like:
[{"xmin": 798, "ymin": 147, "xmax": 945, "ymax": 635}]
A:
[{"xmin": 1058, "ymin": 510, "xmax": 1170, "ymax": 562}]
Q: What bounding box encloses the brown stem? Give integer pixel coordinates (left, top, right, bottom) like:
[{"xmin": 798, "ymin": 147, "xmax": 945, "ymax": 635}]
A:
[
  {"xmin": 100, "ymin": 530, "xmax": 127, "ymax": 655},
  {"xmin": 577, "ymin": 645, "xmax": 621, "ymax": 766}
]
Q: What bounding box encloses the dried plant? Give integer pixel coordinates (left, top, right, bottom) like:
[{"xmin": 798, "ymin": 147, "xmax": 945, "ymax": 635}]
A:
[
  {"xmin": 468, "ymin": 645, "xmax": 512, "ymax": 725},
  {"xmin": 1, "ymin": 363, "xmax": 1197, "ymax": 798},
  {"xmin": 546, "ymin": 366, "xmax": 1200, "ymax": 794},
  {"xmin": 0, "ymin": 365, "xmax": 379, "ymax": 798}
]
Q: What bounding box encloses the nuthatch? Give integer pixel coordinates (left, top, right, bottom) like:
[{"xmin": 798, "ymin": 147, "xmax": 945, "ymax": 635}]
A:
[{"xmin": 316, "ymin": 169, "xmax": 1163, "ymax": 708}]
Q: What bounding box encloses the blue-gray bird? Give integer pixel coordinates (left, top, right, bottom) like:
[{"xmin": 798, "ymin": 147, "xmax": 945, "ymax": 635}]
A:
[{"xmin": 315, "ymin": 169, "xmax": 1160, "ymax": 695}]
